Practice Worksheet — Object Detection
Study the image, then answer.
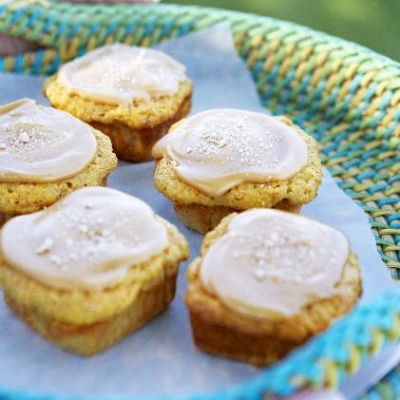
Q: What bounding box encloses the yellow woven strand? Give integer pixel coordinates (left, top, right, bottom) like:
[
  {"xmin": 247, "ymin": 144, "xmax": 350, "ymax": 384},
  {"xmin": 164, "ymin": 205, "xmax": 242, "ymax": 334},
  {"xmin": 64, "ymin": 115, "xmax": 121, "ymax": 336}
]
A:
[
  {"xmin": 381, "ymin": 108, "xmax": 397, "ymax": 126},
  {"xmin": 376, "ymin": 80, "xmax": 390, "ymax": 96},
  {"xmin": 310, "ymin": 65, "xmax": 325, "ymax": 88},
  {"xmin": 351, "ymin": 87, "xmax": 368, "ymax": 105},
  {"xmin": 364, "ymin": 97, "xmax": 383, "ymax": 116},
  {"xmin": 323, "ymin": 360, "xmax": 340, "ymax": 389},
  {"xmin": 347, "ymin": 345, "xmax": 362, "ymax": 374},
  {"xmin": 360, "ymin": 70, "xmax": 378, "ymax": 87},
  {"xmin": 345, "ymin": 62, "xmax": 359, "ymax": 80},
  {"xmin": 370, "ymin": 329, "xmax": 386, "ymax": 355},
  {"xmin": 338, "ymin": 80, "xmax": 352, "ymax": 101},
  {"xmin": 390, "ymin": 90, "xmax": 400, "ymax": 106},
  {"xmin": 299, "ymin": 45, "xmax": 313, "ymax": 61}
]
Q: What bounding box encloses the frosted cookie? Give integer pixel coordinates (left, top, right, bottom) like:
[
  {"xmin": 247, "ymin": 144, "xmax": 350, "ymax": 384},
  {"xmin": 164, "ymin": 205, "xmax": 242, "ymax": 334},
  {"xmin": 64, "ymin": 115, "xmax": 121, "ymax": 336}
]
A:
[
  {"xmin": 0, "ymin": 187, "xmax": 189, "ymax": 356},
  {"xmin": 185, "ymin": 209, "xmax": 362, "ymax": 366},
  {"xmin": 43, "ymin": 44, "xmax": 192, "ymax": 162},
  {"xmin": 152, "ymin": 109, "xmax": 322, "ymax": 234},
  {"xmin": 0, "ymin": 98, "xmax": 117, "ymax": 224}
]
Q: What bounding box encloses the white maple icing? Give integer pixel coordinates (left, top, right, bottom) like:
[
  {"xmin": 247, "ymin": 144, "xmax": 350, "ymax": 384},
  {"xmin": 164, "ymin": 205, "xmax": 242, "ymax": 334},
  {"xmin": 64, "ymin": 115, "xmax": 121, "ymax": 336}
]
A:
[
  {"xmin": 0, "ymin": 187, "xmax": 169, "ymax": 290},
  {"xmin": 0, "ymin": 98, "xmax": 97, "ymax": 182},
  {"xmin": 200, "ymin": 209, "xmax": 349, "ymax": 316},
  {"xmin": 57, "ymin": 43, "xmax": 188, "ymax": 105},
  {"xmin": 152, "ymin": 109, "xmax": 308, "ymax": 196}
]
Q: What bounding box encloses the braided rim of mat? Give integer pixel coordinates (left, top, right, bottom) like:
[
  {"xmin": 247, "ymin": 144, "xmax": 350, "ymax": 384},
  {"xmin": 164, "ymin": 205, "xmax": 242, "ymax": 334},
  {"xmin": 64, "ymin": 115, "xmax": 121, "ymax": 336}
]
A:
[{"xmin": 0, "ymin": 2, "xmax": 400, "ymax": 399}]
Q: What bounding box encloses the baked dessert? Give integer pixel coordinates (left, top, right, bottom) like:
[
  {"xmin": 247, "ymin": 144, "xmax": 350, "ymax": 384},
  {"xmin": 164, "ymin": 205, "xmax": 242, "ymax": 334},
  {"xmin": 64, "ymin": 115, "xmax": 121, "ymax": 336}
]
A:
[
  {"xmin": 43, "ymin": 43, "xmax": 192, "ymax": 162},
  {"xmin": 152, "ymin": 109, "xmax": 323, "ymax": 234},
  {"xmin": 0, "ymin": 98, "xmax": 117, "ymax": 224},
  {"xmin": 185, "ymin": 209, "xmax": 362, "ymax": 366},
  {"xmin": 0, "ymin": 187, "xmax": 189, "ymax": 356}
]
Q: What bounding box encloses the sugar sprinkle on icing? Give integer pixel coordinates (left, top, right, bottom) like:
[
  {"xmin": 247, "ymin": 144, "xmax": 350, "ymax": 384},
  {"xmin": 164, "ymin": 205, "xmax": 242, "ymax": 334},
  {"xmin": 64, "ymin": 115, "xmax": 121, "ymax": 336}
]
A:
[
  {"xmin": 200, "ymin": 209, "xmax": 350, "ymax": 316},
  {"xmin": 152, "ymin": 109, "xmax": 308, "ymax": 196},
  {"xmin": 58, "ymin": 44, "xmax": 189, "ymax": 105},
  {"xmin": 0, "ymin": 187, "xmax": 169, "ymax": 290},
  {"xmin": 0, "ymin": 98, "xmax": 97, "ymax": 182}
]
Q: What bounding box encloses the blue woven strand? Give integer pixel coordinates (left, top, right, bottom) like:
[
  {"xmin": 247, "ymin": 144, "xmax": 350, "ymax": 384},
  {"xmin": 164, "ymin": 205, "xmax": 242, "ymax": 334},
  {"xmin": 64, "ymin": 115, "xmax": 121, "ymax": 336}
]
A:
[
  {"xmin": 42, "ymin": 13, "xmax": 56, "ymax": 33},
  {"xmin": 27, "ymin": 9, "xmax": 41, "ymax": 29},
  {"xmin": 55, "ymin": 19, "xmax": 68, "ymax": 39},
  {"xmin": 361, "ymin": 148, "xmax": 381, "ymax": 160},
  {"xmin": 48, "ymin": 51, "xmax": 61, "ymax": 75},
  {"xmin": 10, "ymin": 7, "xmax": 25, "ymax": 24},
  {"xmin": 387, "ymin": 175, "xmax": 400, "ymax": 184},
  {"xmin": 388, "ymin": 213, "xmax": 400, "ymax": 223},
  {"xmin": 89, "ymin": 22, "xmax": 100, "ymax": 36},
  {"xmin": 369, "ymin": 111, "xmax": 386, "ymax": 130},
  {"xmin": 68, "ymin": 22, "xmax": 82, "ymax": 40},
  {"xmin": 364, "ymin": 84, "xmax": 379, "ymax": 102},
  {"xmin": 143, "ymin": 19, "xmax": 157, "ymax": 37},
  {"xmin": 32, "ymin": 49, "xmax": 44, "ymax": 75},
  {"xmin": 264, "ymin": 63, "xmax": 280, "ymax": 94},
  {"xmin": 362, "ymin": 391, "xmax": 381, "ymax": 400},
  {"xmin": 376, "ymin": 158, "xmax": 400, "ymax": 170},
  {"xmin": 392, "ymin": 110, "xmax": 400, "ymax": 125},
  {"xmin": 77, "ymin": 45, "xmax": 86, "ymax": 57},
  {"xmin": 342, "ymin": 159, "xmax": 362, "ymax": 169},
  {"xmin": 357, "ymin": 171, "xmax": 376, "ymax": 180},
  {"xmin": 324, "ymin": 86, "xmax": 341, "ymax": 110},
  {"xmin": 107, "ymin": 22, "xmax": 118, "ymax": 36},
  {"xmin": 14, "ymin": 53, "xmax": 24, "ymax": 73},
  {"xmin": 377, "ymin": 198, "xmax": 399, "ymax": 207},
  {"xmin": 381, "ymin": 124, "xmax": 397, "ymax": 139},
  {"xmin": 178, "ymin": 21, "xmax": 194, "ymax": 36},
  {"xmin": 160, "ymin": 19, "xmax": 174, "ymax": 37},
  {"xmin": 294, "ymin": 74, "xmax": 313, "ymax": 110},
  {"xmin": 348, "ymin": 74, "xmax": 363, "ymax": 93},
  {"xmin": 368, "ymin": 183, "xmax": 389, "ymax": 194},
  {"xmin": 321, "ymin": 143, "xmax": 338, "ymax": 155},
  {"xmin": 291, "ymin": 108, "xmax": 319, "ymax": 126},
  {"xmin": 337, "ymin": 142, "xmax": 365, "ymax": 158},
  {"xmin": 124, "ymin": 21, "xmax": 138, "ymax": 36},
  {"xmin": 388, "ymin": 370, "xmax": 400, "ymax": 398},
  {"xmin": 379, "ymin": 92, "xmax": 393, "ymax": 111},
  {"xmin": 252, "ymin": 59, "xmax": 264, "ymax": 78}
]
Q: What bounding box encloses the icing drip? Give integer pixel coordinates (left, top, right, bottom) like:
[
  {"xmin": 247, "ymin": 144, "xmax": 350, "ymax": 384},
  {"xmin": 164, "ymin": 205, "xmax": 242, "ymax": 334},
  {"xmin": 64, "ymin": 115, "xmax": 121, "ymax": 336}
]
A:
[{"xmin": 0, "ymin": 187, "xmax": 169, "ymax": 290}]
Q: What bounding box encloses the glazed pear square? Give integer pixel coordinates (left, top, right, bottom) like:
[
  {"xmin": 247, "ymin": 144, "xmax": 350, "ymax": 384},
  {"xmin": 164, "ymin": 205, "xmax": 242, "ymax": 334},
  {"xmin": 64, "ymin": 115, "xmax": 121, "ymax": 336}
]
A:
[
  {"xmin": 44, "ymin": 44, "xmax": 192, "ymax": 162},
  {"xmin": 0, "ymin": 187, "xmax": 189, "ymax": 355},
  {"xmin": 153, "ymin": 109, "xmax": 322, "ymax": 234},
  {"xmin": 185, "ymin": 209, "xmax": 362, "ymax": 366},
  {"xmin": 0, "ymin": 98, "xmax": 117, "ymax": 224}
]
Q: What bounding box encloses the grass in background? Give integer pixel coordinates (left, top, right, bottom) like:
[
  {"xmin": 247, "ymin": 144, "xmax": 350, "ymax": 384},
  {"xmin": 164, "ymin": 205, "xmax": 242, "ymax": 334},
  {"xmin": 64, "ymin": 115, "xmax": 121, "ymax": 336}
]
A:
[{"xmin": 163, "ymin": 0, "xmax": 400, "ymax": 62}]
